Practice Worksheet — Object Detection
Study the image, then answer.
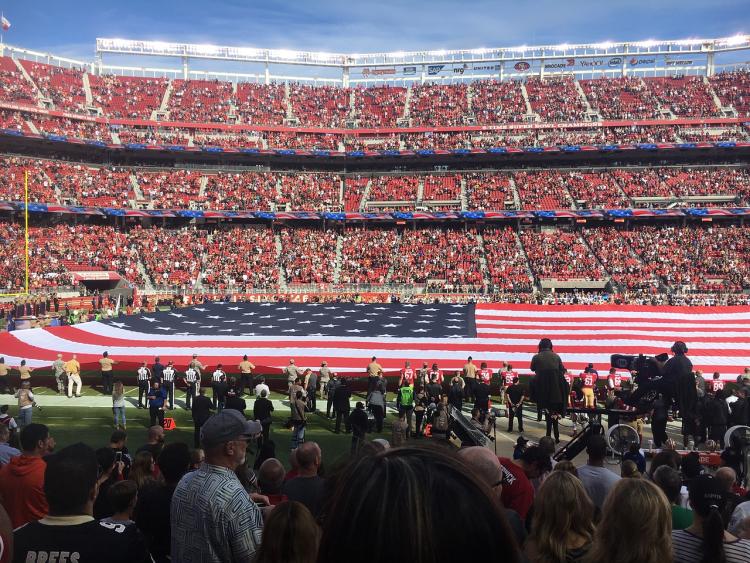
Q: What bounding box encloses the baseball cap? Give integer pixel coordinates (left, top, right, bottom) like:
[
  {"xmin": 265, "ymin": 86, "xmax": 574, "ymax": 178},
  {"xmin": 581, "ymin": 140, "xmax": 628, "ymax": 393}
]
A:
[
  {"xmin": 688, "ymin": 474, "xmax": 726, "ymax": 514},
  {"xmin": 200, "ymin": 410, "xmax": 262, "ymax": 448},
  {"xmin": 516, "ymin": 436, "xmax": 529, "ymax": 446}
]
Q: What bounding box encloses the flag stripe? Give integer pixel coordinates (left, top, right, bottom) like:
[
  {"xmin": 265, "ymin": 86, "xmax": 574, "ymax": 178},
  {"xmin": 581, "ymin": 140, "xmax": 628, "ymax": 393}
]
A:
[{"xmin": 0, "ymin": 303, "xmax": 748, "ymax": 380}]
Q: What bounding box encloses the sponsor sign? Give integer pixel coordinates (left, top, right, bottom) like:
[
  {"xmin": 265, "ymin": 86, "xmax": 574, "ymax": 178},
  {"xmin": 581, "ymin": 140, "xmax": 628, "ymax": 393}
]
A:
[
  {"xmin": 629, "ymin": 57, "xmax": 656, "ymax": 66},
  {"xmin": 427, "ymin": 64, "xmax": 445, "ymax": 75},
  {"xmin": 473, "ymin": 64, "xmax": 501, "ymax": 71},
  {"xmin": 403, "ymin": 66, "xmax": 417, "ymax": 75},
  {"xmin": 514, "ymin": 61, "xmax": 530, "ymax": 71},
  {"xmin": 579, "ymin": 59, "xmax": 604, "ymax": 67},
  {"xmin": 608, "ymin": 57, "xmax": 623, "ymax": 67},
  {"xmin": 665, "ymin": 58, "xmax": 694, "ymax": 66},
  {"xmin": 361, "ymin": 67, "xmax": 397, "ymax": 76},
  {"xmin": 544, "ymin": 58, "xmax": 575, "ymax": 69},
  {"xmin": 453, "ymin": 63, "xmax": 469, "ymax": 74}
]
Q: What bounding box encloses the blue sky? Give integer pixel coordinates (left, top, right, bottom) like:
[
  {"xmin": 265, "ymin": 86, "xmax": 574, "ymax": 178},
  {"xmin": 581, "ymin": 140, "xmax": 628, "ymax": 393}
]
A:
[{"xmin": 3, "ymin": 0, "xmax": 749, "ymax": 60}]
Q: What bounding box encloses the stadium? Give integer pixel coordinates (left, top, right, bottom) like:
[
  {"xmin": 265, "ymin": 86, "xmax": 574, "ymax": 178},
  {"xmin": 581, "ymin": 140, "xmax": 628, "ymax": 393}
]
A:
[{"xmin": 1, "ymin": 9, "xmax": 750, "ymax": 562}]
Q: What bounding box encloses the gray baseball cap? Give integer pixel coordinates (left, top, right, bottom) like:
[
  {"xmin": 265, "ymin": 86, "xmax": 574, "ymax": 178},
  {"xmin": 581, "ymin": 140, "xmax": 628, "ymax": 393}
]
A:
[{"xmin": 200, "ymin": 410, "xmax": 262, "ymax": 448}]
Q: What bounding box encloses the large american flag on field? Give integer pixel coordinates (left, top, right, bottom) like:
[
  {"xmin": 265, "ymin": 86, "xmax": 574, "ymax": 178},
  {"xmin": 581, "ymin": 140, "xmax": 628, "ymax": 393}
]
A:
[{"xmin": 0, "ymin": 302, "xmax": 748, "ymax": 379}]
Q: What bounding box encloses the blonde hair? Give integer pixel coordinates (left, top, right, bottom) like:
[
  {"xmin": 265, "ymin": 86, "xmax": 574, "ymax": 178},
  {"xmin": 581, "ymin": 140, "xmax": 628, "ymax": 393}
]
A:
[
  {"xmin": 528, "ymin": 471, "xmax": 594, "ymax": 563},
  {"xmin": 584, "ymin": 479, "xmax": 672, "ymax": 563}
]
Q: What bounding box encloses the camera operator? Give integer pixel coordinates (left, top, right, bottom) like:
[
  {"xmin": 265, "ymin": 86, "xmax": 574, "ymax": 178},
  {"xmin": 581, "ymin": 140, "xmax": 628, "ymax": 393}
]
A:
[
  {"xmin": 667, "ymin": 341, "xmax": 698, "ymax": 448},
  {"xmin": 530, "ymin": 338, "xmax": 569, "ymax": 443}
]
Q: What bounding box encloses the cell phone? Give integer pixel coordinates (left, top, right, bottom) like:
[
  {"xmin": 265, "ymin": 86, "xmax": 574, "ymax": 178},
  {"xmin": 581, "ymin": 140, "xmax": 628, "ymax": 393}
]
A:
[{"xmin": 115, "ymin": 452, "xmax": 123, "ymax": 462}]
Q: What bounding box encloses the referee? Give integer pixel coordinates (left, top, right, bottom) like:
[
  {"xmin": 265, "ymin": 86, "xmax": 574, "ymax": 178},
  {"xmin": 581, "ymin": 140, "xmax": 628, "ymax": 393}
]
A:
[
  {"xmin": 211, "ymin": 365, "xmax": 226, "ymax": 409},
  {"xmin": 136, "ymin": 361, "xmax": 151, "ymax": 409},
  {"xmin": 163, "ymin": 361, "xmax": 176, "ymax": 410},
  {"xmin": 184, "ymin": 366, "xmax": 198, "ymax": 410}
]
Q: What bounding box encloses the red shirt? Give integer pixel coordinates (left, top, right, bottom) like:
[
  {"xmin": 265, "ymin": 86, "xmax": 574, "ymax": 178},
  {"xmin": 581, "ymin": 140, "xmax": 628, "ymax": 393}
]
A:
[
  {"xmin": 498, "ymin": 457, "xmax": 534, "ymax": 519},
  {"xmin": 582, "ymin": 373, "xmax": 596, "ymax": 388},
  {"xmin": 711, "ymin": 379, "xmax": 725, "ymax": 392},
  {"xmin": 502, "ymin": 371, "xmax": 517, "ymax": 387},
  {"xmin": 430, "ymin": 369, "xmax": 443, "ymax": 385},
  {"xmin": 401, "ymin": 368, "xmax": 414, "ymax": 385},
  {"xmin": 563, "ymin": 373, "xmax": 572, "ymax": 387},
  {"xmin": 0, "ymin": 454, "xmax": 48, "ymax": 529},
  {"xmin": 480, "ymin": 368, "xmax": 492, "ymax": 385}
]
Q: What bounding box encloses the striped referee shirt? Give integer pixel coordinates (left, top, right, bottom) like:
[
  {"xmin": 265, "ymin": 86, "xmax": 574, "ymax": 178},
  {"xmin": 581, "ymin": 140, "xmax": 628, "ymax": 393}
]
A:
[
  {"xmin": 185, "ymin": 368, "xmax": 198, "ymax": 384},
  {"xmin": 212, "ymin": 370, "xmax": 225, "ymax": 383},
  {"xmin": 137, "ymin": 367, "xmax": 151, "ymax": 382},
  {"xmin": 672, "ymin": 529, "xmax": 750, "ymax": 563},
  {"xmin": 163, "ymin": 367, "xmax": 175, "ymax": 382}
]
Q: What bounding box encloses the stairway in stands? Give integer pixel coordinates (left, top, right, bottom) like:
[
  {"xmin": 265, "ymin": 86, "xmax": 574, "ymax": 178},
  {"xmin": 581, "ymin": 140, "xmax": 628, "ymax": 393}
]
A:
[
  {"xmin": 274, "ymin": 232, "xmax": 287, "ymax": 290},
  {"xmin": 513, "ymin": 230, "xmax": 537, "ymax": 289},
  {"xmin": 332, "ymin": 234, "xmax": 344, "ymax": 283},
  {"xmin": 519, "ymin": 82, "xmax": 535, "ymax": 119},
  {"xmin": 82, "ymin": 73, "xmax": 94, "ymax": 106},
  {"xmin": 475, "ymin": 232, "xmax": 493, "ymax": 289}
]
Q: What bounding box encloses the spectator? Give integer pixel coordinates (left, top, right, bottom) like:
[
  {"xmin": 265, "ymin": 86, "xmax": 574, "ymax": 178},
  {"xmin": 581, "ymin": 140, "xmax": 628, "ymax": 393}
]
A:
[
  {"xmin": 516, "ymin": 446, "xmax": 554, "ymax": 490},
  {"xmin": 554, "ymin": 460, "xmax": 579, "ymax": 477},
  {"xmin": 525, "ymin": 471, "xmax": 595, "ymax": 563},
  {"xmin": 576, "ymin": 435, "xmax": 621, "ymax": 510},
  {"xmin": 318, "ymin": 445, "xmax": 521, "ymax": 563},
  {"xmin": 100, "ymin": 479, "xmax": 138, "ymax": 526},
  {"xmin": 93, "ymin": 447, "xmax": 123, "ymax": 519},
  {"xmin": 673, "ymin": 474, "xmax": 750, "ymax": 563},
  {"xmin": 391, "ymin": 413, "xmax": 408, "ymax": 447},
  {"xmin": 109, "ymin": 429, "xmax": 132, "ymax": 478},
  {"xmin": 14, "ymin": 381, "xmax": 37, "ymax": 428},
  {"xmin": 129, "ymin": 451, "xmax": 157, "ymax": 491},
  {"xmin": 621, "ymin": 460, "xmax": 641, "ymax": 479},
  {"xmin": 0, "ymin": 423, "xmax": 52, "ymax": 528},
  {"xmin": 651, "ymin": 465, "xmax": 692, "ymax": 530},
  {"xmin": 622, "ymin": 443, "xmax": 646, "ymax": 474},
  {"xmin": 366, "ymin": 376, "xmax": 386, "ymax": 432},
  {"xmin": 254, "ymin": 501, "xmax": 319, "ymax": 563},
  {"xmin": 256, "ymin": 458, "xmax": 288, "ymax": 506},
  {"xmin": 254, "ymin": 376, "xmax": 270, "ymax": 398},
  {"xmin": 457, "ymin": 446, "xmax": 527, "ymax": 547},
  {"xmin": 12, "ymin": 443, "xmax": 149, "ymax": 563},
  {"xmin": 349, "ymin": 401, "xmax": 369, "ymax": 454},
  {"xmin": 584, "ymin": 479, "xmax": 672, "ymax": 563},
  {"xmin": 137, "ymin": 425, "xmax": 165, "ymax": 460},
  {"xmin": 0, "ymin": 424, "xmax": 20, "ymax": 465},
  {"xmin": 282, "ymin": 442, "xmax": 325, "ymax": 519},
  {"xmin": 191, "ymin": 387, "xmax": 214, "ymax": 449},
  {"xmin": 291, "ymin": 390, "xmax": 307, "ymax": 450},
  {"xmin": 333, "ymin": 379, "xmax": 352, "ymax": 434},
  {"xmin": 171, "ymin": 410, "xmax": 263, "ymax": 562},
  {"xmin": 495, "ymin": 450, "xmax": 536, "ymax": 520},
  {"xmin": 112, "ymin": 380, "xmax": 126, "ymax": 430},
  {"xmin": 0, "ymin": 504, "xmax": 11, "ymax": 563},
  {"xmin": 224, "ymin": 388, "xmax": 246, "ymax": 416},
  {"xmin": 135, "ymin": 442, "xmax": 191, "ymax": 563},
  {"xmin": 253, "ymin": 389, "xmax": 274, "ymax": 446}
]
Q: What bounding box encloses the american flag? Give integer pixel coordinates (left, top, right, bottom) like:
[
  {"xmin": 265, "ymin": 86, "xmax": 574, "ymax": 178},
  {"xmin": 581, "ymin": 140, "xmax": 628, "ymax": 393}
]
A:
[{"xmin": 1, "ymin": 303, "xmax": 748, "ymax": 379}]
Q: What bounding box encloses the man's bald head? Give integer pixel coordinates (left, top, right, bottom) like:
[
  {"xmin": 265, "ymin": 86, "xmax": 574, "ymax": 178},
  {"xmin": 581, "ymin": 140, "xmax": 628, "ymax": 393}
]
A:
[
  {"xmin": 296, "ymin": 442, "xmax": 321, "ymax": 471},
  {"xmin": 458, "ymin": 446, "xmax": 503, "ymax": 488},
  {"xmin": 257, "ymin": 458, "xmax": 286, "ymax": 494},
  {"xmin": 715, "ymin": 467, "xmax": 737, "ymax": 492}
]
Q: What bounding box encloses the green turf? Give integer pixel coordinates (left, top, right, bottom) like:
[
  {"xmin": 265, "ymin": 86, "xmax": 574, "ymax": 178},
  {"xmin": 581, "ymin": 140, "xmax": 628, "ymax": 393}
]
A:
[{"xmin": 19, "ymin": 389, "xmax": 401, "ymax": 470}]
